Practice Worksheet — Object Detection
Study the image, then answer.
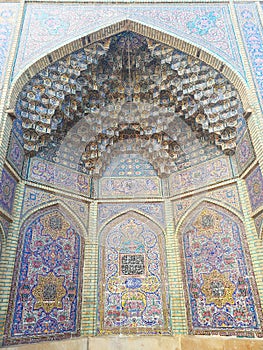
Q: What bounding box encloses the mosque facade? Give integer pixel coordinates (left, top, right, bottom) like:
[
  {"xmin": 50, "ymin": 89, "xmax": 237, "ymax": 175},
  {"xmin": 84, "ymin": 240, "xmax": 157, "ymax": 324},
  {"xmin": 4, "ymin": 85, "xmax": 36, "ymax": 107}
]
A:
[{"xmin": 0, "ymin": 1, "xmax": 263, "ymax": 349}]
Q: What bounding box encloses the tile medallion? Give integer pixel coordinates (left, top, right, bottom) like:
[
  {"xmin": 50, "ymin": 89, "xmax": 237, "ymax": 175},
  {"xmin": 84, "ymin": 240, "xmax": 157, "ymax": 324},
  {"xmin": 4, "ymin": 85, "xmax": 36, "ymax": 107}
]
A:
[
  {"xmin": 180, "ymin": 202, "xmax": 263, "ymax": 336},
  {"xmin": 3, "ymin": 207, "xmax": 84, "ymax": 345}
]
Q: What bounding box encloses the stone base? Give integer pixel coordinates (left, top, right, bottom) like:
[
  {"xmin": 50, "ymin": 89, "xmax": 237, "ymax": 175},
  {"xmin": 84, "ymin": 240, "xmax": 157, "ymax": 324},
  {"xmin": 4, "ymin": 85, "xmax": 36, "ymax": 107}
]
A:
[{"xmin": 3, "ymin": 335, "xmax": 263, "ymax": 350}]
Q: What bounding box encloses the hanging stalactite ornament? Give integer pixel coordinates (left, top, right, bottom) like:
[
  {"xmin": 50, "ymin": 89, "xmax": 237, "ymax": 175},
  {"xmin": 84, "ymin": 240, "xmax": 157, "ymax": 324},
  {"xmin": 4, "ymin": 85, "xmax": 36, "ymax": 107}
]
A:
[{"xmin": 15, "ymin": 31, "xmax": 244, "ymax": 176}]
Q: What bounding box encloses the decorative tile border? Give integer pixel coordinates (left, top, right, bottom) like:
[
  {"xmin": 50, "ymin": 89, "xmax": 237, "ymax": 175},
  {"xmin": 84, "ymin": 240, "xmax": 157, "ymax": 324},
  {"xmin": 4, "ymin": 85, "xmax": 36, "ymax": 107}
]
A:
[
  {"xmin": 169, "ymin": 156, "xmax": 233, "ymax": 196},
  {"xmin": 245, "ymin": 165, "xmax": 263, "ymax": 212},
  {"xmin": 236, "ymin": 3, "xmax": 263, "ymax": 110},
  {"xmin": 28, "ymin": 158, "xmax": 91, "ymax": 196},
  {"xmin": 99, "ymin": 177, "xmax": 161, "ymax": 198},
  {"xmin": 0, "ymin": 3, "xmax": 19, "ymax": 97}
]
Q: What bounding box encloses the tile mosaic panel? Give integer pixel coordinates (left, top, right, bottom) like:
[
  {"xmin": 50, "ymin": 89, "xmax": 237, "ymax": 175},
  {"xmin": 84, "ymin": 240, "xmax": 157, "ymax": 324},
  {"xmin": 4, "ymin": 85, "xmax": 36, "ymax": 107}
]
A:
[
  {"xmin": 254, "ymin": 211, "xmax": 263, "ymax": 239},
  {"xmin": 235, "ymin": 131, "xmax": 255, "ymax": 174},
  {"xmin": 173, "ymin": 183, "xmax": 242, "ymax": 226},
  {"xmin": 103, "ymin": 154, "xmax": 157, "ymax": 177},
  {"xmin": 245, "ymin": 166, "xmax": 263, "ymax": 212},
  {"xmin": 7, "ymin": 133, "xmax": 25, "ymax": 175},
  {"xmin": 100, "ymin": 177, "xmax": 161, "ymax": 198},
  {"xmin": 98, "ymin": 212, "xmax": 170, "ymax": 334},
  {"xmin": 98, "ymin": 202, "xmax": 165, "ymax": 229},
  {"xmin": 0, "ymin": 3, "xmax": 19, "ymax": 96},
  {"xmin": 3, "ymin": 207, "xmax": 84, "ymax": 345},
  {"xmin": 169, "ymin": 156, "xmax": 232, "ymax": 196},
  {"xmin": 0, "ymin": 168, "xmax": 17, "ymax": 215},
  {"xmin": 180, "ymin": 202, "xmax": 262, "ymax": 336},
  {"xmin": 13, "ymin": 4, "xmax": 243, "ymax": 78},
  {"xmin": 0, "ymin": 214, "xmax": 10, "ymax": 238},
  {"xmin": 21, "ymin": 186, "xmax": 89, "ymax": 228},
  {"xmin": 236, "ymin": 4, "xmax": 263, "ymax": 109},
  {"xmin": 28, "ymin": 158, "xmax": 91, "ymax": 196}
]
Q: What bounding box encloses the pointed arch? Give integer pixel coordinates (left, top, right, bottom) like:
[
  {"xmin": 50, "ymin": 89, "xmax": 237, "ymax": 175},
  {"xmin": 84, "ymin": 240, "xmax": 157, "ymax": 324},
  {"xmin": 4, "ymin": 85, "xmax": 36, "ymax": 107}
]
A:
[
  {"xmin": 3, "ymin": 203, "xmax": 85, "ymax": 345},
  {"xmin": 97, "ymin": 210, "xmax": 170, "ymax": 335},
  {"xmin": 8, "ymin": 19, "xmax": 250, "ymax": 112},
  {"xmin": 177, "ymin": 201, "xmax": 263, "ymax": 336}
]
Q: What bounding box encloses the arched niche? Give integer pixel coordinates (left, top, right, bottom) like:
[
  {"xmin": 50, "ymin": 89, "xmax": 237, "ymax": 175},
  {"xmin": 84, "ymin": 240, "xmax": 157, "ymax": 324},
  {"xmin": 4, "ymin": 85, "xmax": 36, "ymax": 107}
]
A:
[
  {"xmin": 3, "ymin": 205, "xmax": 85, "ymax": 346},
  {"xmin": 98, "ymin": 211, "xmax": 170, "ymax": 335},
  {"xmin": 178, "ymin": 201, "xmax": 263, "ymax": 336}
]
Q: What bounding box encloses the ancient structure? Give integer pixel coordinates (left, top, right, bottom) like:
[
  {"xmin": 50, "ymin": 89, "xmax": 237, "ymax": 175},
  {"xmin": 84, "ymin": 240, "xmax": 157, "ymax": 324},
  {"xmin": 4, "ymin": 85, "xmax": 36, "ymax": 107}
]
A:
[{"xmin": 0, "ymin": 1, "xmax": 263, "ymax": 349}]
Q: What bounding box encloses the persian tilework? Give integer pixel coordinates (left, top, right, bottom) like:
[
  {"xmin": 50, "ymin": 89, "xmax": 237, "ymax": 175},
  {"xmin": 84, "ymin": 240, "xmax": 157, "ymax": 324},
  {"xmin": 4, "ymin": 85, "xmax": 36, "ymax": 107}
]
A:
[
  {"xmin": 0, "ymin": 214, "xmax": 10, "ymax": 238},
  {"xmin": 100, "ymin": 177, "xmax": 161, "ymax": 198},
  {"xmin": 179, "ymin": 202, "xmax": 263, "ymax": 336},
  {"xmin": 28, "ymin": 158, "xmax": 91, "ymax": 196},
  {"xmin": 3, "ymin": 207, "xmax": 84, "ymax": 345},
  {"xmin": 254, "ymin": 211, "xmax": 263, "ymax": 239},
  {"xmin": 235, "ymin": 131, "xmax": 255, "ymax": 174},
  {"xmin": 0, "ymin": 3, "xmax": 19, "ymax": 96},
  {"xmin": 13, "ymin": 4, "xmax": 243, "ymax": 78},
  {"xmin": 236, "ymin": 4, "xmax": 263, "ymax": 109},
  {"xmin": 245, "ymin": 166, "xmax": 263, "ymax": 212},
  {"xmin": 0, "ymin": 168, "xmax": 17, "ymax": 215},
  {"xmin": 7, "ymin": 133, "xmax": 25, "ymax": 175},
  {"xmin": 169, "ymin": 156, "xmax": 232, "ymax": 196},
  {"xmin": 12, "ymin": 119, "xmax": 24, "ymax": 145},
  {"xmin": 173, "ymin": 184, "xmax": 242, "ymax": 226},
  {"xmin": 103, "ymin": 154, "xmax": 157, "ymax": 177},
  {"xmin": 21, "ymin": 186, "xmax": 89, "ymax": 228},
  {"xmin": 98, "ymin": 213, "xmax": 170, "ymax": 334},
  {"xmin": 98, "ymin": 202, "xmax": 165, "ymax": 229}
]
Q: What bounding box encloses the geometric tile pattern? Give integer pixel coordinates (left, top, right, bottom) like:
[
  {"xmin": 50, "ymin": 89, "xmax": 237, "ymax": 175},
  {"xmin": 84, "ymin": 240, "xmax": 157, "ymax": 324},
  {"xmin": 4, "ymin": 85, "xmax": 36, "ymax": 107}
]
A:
[
  {"xmin": 98, "ymin": 212, "xmax": 170, "ymax": 334},
  {"xmin": 103, "ymin": 154, "xmax": 157, "ymax": 177},
  {"xmin": 179, "ymin": 202, "xmax": 263, "ymax": 336},
  {"xmin": 246, "ymin": 166, "xmax": 263, "ymax": 212},
  {"xmin": 0, "ymin": 168, "xmax": 17, "ymax": 214},
  {"xmin": 3, "ymin": 207, "xmax": 84, "ymax": 345}
]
